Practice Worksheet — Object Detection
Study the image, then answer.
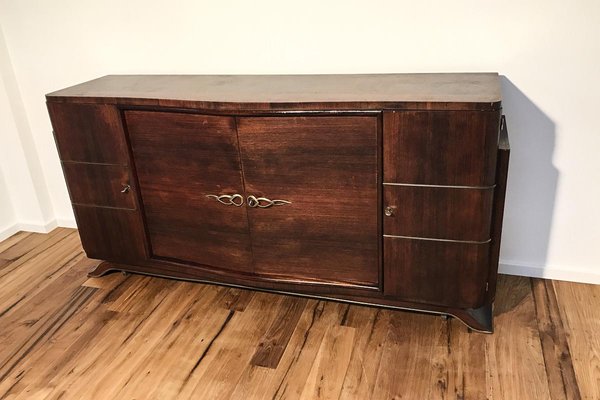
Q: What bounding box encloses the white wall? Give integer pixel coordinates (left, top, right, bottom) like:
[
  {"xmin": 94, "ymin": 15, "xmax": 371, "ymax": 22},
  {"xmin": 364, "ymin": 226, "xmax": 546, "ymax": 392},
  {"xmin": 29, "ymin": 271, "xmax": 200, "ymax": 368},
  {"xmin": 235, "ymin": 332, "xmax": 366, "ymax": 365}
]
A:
[
  {"xmin": 0, "ymin": 0, "xmax": 598, "ymax": 282},
  {"xmin": 0, "ymin": 23, "xmax": 58, "ymax": 241},
  {"xmin": 0, "ymin": 168, "xmax": 16, "ymax": 240}
]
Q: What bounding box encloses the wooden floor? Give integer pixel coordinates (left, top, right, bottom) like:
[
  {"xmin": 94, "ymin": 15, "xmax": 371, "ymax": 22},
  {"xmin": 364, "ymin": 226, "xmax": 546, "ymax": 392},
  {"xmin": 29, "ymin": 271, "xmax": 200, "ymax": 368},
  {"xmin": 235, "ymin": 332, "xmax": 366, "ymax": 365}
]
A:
[{"xmin": 0, "ymin": 229, "xmax": 598, "ymax": 399}]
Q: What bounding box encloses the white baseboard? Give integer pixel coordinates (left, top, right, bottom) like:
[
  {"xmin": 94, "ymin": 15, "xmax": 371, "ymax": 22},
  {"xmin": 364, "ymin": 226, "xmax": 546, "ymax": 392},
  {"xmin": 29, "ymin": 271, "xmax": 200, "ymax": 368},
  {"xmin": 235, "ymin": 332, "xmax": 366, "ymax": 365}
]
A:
[
  {"xmin": 17, "ymin": 219, "xmax": 58, "ymax": 233},
  {"xmin": 500, "ymin": 260, "xmax": 600, "ymax": 285},
  {"xmin": 0, "ymin": 218, "xmax": 77, "ymax": 242},
  {"xmin": 0, "ymin": 223, "xmax": 20, "ymax": 242},
  {"xmin": 56, "ymin": 218, "xmax": 77, "ymax": 229}
]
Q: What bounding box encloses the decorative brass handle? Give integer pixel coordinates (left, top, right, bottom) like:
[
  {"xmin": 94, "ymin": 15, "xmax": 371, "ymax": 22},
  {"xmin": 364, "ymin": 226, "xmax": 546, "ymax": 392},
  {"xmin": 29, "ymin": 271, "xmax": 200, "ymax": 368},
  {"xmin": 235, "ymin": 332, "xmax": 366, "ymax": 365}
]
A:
[
  {"xmin": 247, "ymin": 195, "xmax": 291, "ymax": 208},
  {"xmin": 384, "ymin": 206, "xmax": 395, "ymax": 217},
  {"xmin": 206, "ymin": 194, "xmax": 244, "ymax": 207},
  {"xmin": 121, "ymin": 184, "xmax": 131, "ymax": 194}
]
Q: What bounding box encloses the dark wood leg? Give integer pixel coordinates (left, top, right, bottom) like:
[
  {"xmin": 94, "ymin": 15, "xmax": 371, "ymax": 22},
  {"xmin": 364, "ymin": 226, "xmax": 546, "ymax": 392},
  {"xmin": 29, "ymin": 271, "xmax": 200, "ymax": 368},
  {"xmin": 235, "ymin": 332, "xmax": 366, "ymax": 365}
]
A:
[
  {"xmin": 87, "ymin": 261, "xmax": 118, "ymax": 278},
  {"xmin": 451, "ymin": 302, "xmax": 493, "ymax": 333}
]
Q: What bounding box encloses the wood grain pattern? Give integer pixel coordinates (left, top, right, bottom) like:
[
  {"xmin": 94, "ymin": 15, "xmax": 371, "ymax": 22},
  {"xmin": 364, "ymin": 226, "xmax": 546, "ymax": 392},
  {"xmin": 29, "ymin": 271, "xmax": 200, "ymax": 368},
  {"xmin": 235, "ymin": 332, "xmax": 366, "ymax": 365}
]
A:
[
  {"xmin": 554, "ymin": 280, "xmax": 600, "ymax": 400},
  {"xmin": 384, "ymin": 185, "xmax": 494, "ymax": 241},
  {"xmin": 0, "ymin": 231, "xmax": 30, "ymax": 254},
  {"xmin": 46, "ymin": 74, "xmax": 509, "ymax": 332},
  {"xmin": 73, "ymin": 206, "xmax": 147, "ymax": 262},
  {"xmin": 299, "ymin": 325, "xmax": 355, "ymax": 400},
  {"xmin": 487, "ymin": 275, "xmax": 552, "ymax": 399},
  {"xmin": 237, "ymin": 116, "xmax": 380, "ymax": 287},
  {"xmin": 251, "ymin": 296, "xmax": 307, "ymax": 368},
  {"xmin": 126, "ymin": 110, "xmax": 253, "ymax": 273},
  {"xmin": 532, "ymin": 279, "xmax": 582, "ymax": 400},
  {"xmin": 338, "ymin": 307, "xmax": 391, "ymax": 399},
  {"xmin": 384, "ymin": 237, "xmax": 490, "ymax": 308},
  {"xmin": 46, "ymin": 102, "xmax": 128, "ymax": 164},
  {"xmin": 370, "ymin": 311, "xmax": 446, "ymax": 399},
  {"xmin": 46, "ymin": 73, "xmax": 502, "ymax": 111},
  {"xmin": 0, "ymin": 231, "xmax": 595, "ymax": 399},
  {"xmin": 383, "ymin": 110, "xmax": 500, "ymax": 186},
  {"xmin": 61, "ymin": 163, "xmax": 135, "ymax": 209}
]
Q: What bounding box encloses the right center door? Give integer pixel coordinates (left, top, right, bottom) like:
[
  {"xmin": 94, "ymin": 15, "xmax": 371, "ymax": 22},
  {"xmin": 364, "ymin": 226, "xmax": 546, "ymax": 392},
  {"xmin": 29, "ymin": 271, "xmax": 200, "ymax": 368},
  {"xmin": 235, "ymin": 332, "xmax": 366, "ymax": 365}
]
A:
[{"xmin": 237, "ymin": 116, "xmax": 380, "ymax": 289}]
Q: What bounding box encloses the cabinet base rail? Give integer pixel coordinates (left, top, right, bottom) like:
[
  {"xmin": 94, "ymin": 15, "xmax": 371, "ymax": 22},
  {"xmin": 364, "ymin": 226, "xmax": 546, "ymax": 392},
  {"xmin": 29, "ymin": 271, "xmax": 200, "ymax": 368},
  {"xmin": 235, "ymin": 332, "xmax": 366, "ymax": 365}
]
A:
[{"xmin": 89, "ymin": 261, "xmax": 494, "ymax": 333}]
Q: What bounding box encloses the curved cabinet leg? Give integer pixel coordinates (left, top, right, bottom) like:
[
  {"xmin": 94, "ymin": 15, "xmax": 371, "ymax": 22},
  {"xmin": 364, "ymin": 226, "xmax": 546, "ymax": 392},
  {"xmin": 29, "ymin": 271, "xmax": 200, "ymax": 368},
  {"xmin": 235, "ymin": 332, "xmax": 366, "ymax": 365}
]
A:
[
  {"xmin": 87, "ymin": 261, "xmax": 118, "ymax": 278},
  {"xmin": 450, "ymin": 302, "xmax": 493, "ymax": 333}
]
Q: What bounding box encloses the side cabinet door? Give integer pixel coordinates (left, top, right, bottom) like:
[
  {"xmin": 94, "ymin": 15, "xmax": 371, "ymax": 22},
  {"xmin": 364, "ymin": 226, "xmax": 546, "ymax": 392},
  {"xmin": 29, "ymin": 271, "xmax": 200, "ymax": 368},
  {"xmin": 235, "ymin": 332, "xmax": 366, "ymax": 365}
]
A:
[
  {"xmin": 237, "ymin": 116, "xmax": 380, "ymax": 289},
  {"xmin": 382, "ymin": 110, "xmax": 500, "ymax": 309},
  {"xmin": 47, "ymin": 102, "xmax": 148, "ymax": 263},
  {"xmin": 125, "ymin": 111, "xmax": 253, "ymax": 273}
]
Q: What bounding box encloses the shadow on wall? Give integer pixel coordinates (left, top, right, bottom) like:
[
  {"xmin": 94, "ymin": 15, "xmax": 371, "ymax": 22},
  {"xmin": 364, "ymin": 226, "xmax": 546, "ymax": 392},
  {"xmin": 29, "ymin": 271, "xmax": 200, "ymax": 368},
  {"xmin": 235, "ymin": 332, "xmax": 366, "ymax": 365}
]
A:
[{"xmin": 499, "ymin": 76, "xmax": 559, "ymax": 276}]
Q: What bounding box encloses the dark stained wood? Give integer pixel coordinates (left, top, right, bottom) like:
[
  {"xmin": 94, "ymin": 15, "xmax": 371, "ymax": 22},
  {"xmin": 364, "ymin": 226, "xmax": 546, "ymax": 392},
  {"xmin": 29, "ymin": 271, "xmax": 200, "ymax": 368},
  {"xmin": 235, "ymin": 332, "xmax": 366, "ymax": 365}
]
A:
[
  {"xmin": 61, "ymin": 163, "xmax": 135, "ymax": 209},
  {"xmin": 384, "ymin": 185, "xmax": 494, "ymax": 241},
  {"xmin": 125, "ymin": 110, "xmax": 253, "ymax": 273},
  {"xmin": 250, "ymin": 296, "xmax": 307, "ymax": 368},
  {"xmin": 383, "ymin": 110, "xmax": 500, "ymax": 186},
  {"xmin": 531, "ymin": 279, "xmax": 582, "ymax": 400},
  {"xmin": 73, "ymin": 206, "xmax": 147, "ymax": 262},
  {"xmin": 236, "ymin": 116, "xmax": 380, "ymax": 287},
  {"xmin": 47, "ymin": 102, "xmax": 128, "ymax": 164},
  {"xmin": 384, "ymin": 237, "xmax": 489, "ymax": 309},
  {"xmin": 487, "ymin": 115, "xmax": 511, "ymax": 300},
  {"xmin": 46, "ymin": 74, "xmax": 509, "ymax": 332},
  {"xmin": 46, "ymin": 73, "xmax": 502, "ymax": 111}
]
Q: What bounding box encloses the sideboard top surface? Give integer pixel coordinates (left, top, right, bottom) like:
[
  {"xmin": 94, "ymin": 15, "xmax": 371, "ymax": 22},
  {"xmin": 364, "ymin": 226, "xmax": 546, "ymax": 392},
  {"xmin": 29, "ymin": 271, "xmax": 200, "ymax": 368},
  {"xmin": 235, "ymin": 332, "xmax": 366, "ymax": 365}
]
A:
[{"xmin": 46, "ymin": 73, "xmax": 502, "ymax": 111}]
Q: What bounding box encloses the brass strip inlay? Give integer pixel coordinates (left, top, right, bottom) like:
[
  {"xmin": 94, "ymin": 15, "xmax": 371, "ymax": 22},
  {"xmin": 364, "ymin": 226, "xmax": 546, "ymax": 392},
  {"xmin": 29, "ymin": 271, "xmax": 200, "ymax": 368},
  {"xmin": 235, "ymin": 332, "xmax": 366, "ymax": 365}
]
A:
[
  {"xmin": 383, "ymin": 182, "xmax": 495, "ymax": 190},
  {"xmin": 72, "ymin": 203, "xmax": 136, "ymax": 211},
  {"xmin": 61, "ymin": 160, "xmax": 129, "ymax": 167},
  {"xmin": 383, "ymin": 234, "xmax": 491, "ymax": 244}
]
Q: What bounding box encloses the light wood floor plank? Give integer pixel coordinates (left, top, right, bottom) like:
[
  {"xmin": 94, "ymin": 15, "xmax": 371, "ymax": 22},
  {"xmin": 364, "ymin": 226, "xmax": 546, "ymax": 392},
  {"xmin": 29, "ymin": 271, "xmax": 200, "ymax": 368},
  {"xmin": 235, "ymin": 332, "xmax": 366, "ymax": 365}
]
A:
[
  {"xmin": 338, "ymin": 307, "xmax": 391, "ymax": 400},
  {"xmin": 298, "ymin": 325, "xmax": 355, "ymax": 400},
  {"xmin": 0, "ymin": 231, "xmax": 32, "ymax": 254},
  {"xmin": 0, "ymin": 230, "xmax": 598, "ymax": 399},
  {"xmin": 532, "ymin": 278, "xmax": 582, "ymax": 400},
  {"xmin": 554, "ymin": 280, "xmax": 600, "ymax": 400},
  {"xmin": 371, "ymin": 311, "xmax": 447, "ymax": 399},
  {"xmin": 251, "ymin": 296, "xmax": 307, "ymax": 369},
  {"xmin": 0, "ymin": 229, "xmax": 71, "ymax": 264},
  {"xmin": 177, "ymin": 292, "xmax": 284, "ymax": 400},
  {"xmin": 485, "ymin": 275, "xmax": 552, "ymax": 399}
]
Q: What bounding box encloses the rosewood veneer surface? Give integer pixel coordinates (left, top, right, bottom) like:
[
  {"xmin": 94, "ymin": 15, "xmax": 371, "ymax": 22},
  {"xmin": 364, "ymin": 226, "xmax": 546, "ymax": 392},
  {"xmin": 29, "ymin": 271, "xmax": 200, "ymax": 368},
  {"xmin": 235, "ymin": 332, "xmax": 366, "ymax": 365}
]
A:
[{"xmin": 46, "ymin": 73, "xmax": 509, "ymax": 332}]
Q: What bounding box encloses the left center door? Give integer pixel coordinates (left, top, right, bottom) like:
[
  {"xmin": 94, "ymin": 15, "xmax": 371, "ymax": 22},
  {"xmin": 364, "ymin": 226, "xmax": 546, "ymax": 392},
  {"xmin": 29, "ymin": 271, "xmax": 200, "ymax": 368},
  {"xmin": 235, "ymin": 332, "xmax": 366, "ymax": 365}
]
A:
[{"xmin": 125, "ymin": 110, "xmax": 253, "ymax": 273}]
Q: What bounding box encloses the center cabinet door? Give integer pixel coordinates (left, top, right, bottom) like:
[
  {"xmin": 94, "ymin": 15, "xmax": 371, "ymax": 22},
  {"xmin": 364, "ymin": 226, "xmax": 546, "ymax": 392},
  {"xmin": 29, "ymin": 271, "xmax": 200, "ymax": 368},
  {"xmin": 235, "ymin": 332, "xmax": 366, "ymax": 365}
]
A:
[
  {"xmin": 126, "ymin": 111, "xmax": 253, "ymax": 273},
  {"xmin": 237, "ymin": 116, "xmax": 380, "ymax": 288}
]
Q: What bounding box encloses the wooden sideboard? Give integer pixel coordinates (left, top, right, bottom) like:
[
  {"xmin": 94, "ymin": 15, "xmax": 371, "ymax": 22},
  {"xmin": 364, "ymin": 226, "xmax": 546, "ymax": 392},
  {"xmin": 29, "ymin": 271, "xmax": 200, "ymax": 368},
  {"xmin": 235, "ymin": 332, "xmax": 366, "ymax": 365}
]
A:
[{"xmin": 46, "ymin": 74, "xmax": 509, "ymax": 333}]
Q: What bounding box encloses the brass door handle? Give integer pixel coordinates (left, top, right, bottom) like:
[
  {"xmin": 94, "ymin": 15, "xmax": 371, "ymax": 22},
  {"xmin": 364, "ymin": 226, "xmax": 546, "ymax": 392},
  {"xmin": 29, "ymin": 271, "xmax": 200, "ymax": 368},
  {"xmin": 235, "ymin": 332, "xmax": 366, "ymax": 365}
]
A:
[
  {"xmin": 247, "ymin": 195, "xmax": 291, "ymax": 208},
  {"xmin": 206, "ymin": 194, "xmax": 244, "ymax": 207},
  {"xmin": 384, "ymin": 206, "xmax": 396, "ymax": 217},
  {"xmin": 121, "ymin": 184, "xmax": 131, "ymax": 194}
]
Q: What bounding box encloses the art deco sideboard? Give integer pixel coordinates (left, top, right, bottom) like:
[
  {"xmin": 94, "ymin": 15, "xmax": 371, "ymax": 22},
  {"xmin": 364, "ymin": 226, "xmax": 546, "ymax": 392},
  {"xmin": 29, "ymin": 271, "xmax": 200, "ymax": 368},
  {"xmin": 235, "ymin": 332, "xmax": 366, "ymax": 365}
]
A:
[{"xmin": 46, "ymin": 73, "xmax": 509, "ymax": 332}]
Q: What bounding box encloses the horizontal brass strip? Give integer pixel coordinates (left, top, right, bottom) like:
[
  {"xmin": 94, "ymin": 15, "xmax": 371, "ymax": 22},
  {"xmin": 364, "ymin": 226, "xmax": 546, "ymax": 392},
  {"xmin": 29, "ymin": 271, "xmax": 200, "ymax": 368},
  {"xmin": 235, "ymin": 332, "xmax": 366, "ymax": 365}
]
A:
[
  {"xmin": 383, "ymin": 234, "xmax": 491, "ymax": 244},
  {"xmin": 61, "ymin": 160, "xmax": 129, "ymax": 167},
  {"xmin": 72, "ymin": 203, "xmax": 136, "ymax": 211},
  {"xmin": 383, "ymin": 182, "xmax": 495, "ymax": 190}
]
